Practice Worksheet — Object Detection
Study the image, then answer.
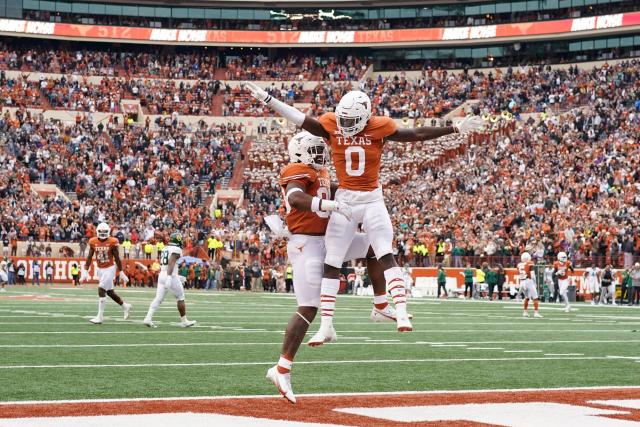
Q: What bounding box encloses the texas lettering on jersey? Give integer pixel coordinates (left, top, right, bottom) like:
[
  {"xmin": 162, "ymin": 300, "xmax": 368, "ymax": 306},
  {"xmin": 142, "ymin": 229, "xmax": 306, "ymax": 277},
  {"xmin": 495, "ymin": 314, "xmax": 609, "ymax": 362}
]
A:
[
  {"xmin": 88, "ymin": 236, "xmax": 119, "ymax": 268},
  {"xmin": 279, "ymin": 163, "xmax": 331, "ymax": 235},
  {"xmin": 319, "ymin": 112, "xmax": 397, "ymax": 192}
]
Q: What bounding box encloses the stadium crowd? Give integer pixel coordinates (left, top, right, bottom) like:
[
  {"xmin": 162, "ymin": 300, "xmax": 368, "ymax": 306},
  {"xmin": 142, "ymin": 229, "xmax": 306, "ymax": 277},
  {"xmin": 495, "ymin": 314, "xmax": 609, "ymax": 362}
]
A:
[
  {"xmin": 0, "ymin": 55, "xmax": 639, "ymax": 273},
  {"xmin": 0, "ymin": 110, "xmax": 244, "ymax": 256}
]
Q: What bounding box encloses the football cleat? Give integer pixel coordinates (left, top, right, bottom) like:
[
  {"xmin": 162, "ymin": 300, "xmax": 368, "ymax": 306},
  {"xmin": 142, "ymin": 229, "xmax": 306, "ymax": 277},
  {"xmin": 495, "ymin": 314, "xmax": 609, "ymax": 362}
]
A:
[
  {"xmin": 181, "ymin": 319, "xmax": 197, "ymax": 328},
  {"xmin": 397, "ymin": 316, "xmax": 413, "ymax": 332},
  {"xmin": 266, "ymin": 366, "xmax": 296, "ymax": 404},
  {"xmin": 89, "ymin": 317, "xmax": 103, "ymax": 324},
  {"xmin": 122, "ymin": 303, "xmax": 132, "ymax": 320},
  {"xmin": 143, "ymin": 318, "xmax": 157, "ymax": 328},
  {"xmin": 307, "ymin": 325, "xmax": 337, "ymax": 347},
  {"xmin": 370, "ymin": 305, "xmax": 414, "ymax": 323},
  {"xmin": 564, "ymin": 305, "xmax": 571, "ymax": 313},
  {"xmin": 522, "ymin": 311, "xmax": 530, "ymax": 318},
  {"xmin": 534, "ymin": 312, "xmax": 543, "ymax": 318}
]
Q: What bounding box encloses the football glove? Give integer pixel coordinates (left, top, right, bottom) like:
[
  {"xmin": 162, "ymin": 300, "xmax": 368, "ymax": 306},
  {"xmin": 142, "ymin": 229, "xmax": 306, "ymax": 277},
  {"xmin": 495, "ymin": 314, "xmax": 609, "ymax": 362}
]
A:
[
  {"xmin": 264, "ymin": 214, "xmax": 292, "ymax": 239},
  {"xmin": 321, "ymin": 200, "xmax": 353, "ymax": 221},
  {"xmin": 454, "ymin": 115, "xmax": 484, "ymax": 134},
  {"xmin": 243, "ymin": 81, "xmax": 269, "ymax": 103},
  {"xmin": 118, "ymin": 271, "xmax": 129, "ymax": 284}
]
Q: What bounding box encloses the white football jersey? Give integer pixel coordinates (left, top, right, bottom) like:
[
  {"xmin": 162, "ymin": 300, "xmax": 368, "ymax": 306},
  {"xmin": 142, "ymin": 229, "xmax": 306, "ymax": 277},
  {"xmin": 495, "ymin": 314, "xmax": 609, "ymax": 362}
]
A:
[
  {"xmin": 160, "ymin": 245, "xmax": 183, "ymax": 275},
  {"xmin": 585, "ymin": 267, "xmax": 600, "ymax": 281}
]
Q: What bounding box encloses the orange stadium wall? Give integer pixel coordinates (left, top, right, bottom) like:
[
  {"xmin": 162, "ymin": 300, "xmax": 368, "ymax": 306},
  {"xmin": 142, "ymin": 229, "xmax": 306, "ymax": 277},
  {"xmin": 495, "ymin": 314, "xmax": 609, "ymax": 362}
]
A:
[
  {"xmin": 9, "ymin": 257, "xmax": 156, "ymax": 284},
  {"xmin": 411, "ymin": 267, "xmax": 623, "ymax": 295}
]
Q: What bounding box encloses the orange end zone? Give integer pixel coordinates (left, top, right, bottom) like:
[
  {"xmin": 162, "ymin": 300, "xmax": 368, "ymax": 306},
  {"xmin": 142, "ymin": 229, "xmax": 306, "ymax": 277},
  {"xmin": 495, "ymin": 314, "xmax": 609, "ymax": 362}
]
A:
[{"xmin": 3, "ymin": 388, "xmax": 640, "ymax": 426}]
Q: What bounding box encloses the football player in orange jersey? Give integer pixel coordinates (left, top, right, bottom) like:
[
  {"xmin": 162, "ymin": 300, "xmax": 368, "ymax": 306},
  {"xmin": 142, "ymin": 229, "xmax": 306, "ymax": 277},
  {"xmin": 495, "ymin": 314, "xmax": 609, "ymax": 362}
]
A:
[
  {"xmin": 246, "ymin": 82, "xmax": 483, "ymax": 341},
  {"xmin": 265, "ymin": 131, "xmax": 402, "ymax": 403},
  {"xmin": 517, "ymin": 252, "xmax": 543, "ymax": 318},
  {"xmin": 83, "ymin": 222, "xmax": 131, "ymax": 324},
  {"xmin": 553, "ymin": 251, "xmax": 574, "ymax": 312}
]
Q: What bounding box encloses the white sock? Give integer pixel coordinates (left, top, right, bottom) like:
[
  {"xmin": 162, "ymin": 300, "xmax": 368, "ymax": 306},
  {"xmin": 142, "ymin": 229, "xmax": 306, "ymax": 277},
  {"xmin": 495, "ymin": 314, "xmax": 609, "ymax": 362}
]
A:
[
  {"xmin": 320, "ymin": 278, "xmax": 339, "ymax": 327},
  {"xmin": 180, "ymin": 315, "xmax": 188, "ymax": 322},
  {"xmin": 384, "ymin": 267, "xmax": 407, "ymax": 318},
  {"xmin": 97, "ymin": 297, "xmax": 106, "ymax": 318},
  {"xmin": 373, "ymin": 294, "xmax": 388, "ymax": 308},
  {"xmin": 146, "ymin": 297, "xmax": 162, "ymax": 320}
]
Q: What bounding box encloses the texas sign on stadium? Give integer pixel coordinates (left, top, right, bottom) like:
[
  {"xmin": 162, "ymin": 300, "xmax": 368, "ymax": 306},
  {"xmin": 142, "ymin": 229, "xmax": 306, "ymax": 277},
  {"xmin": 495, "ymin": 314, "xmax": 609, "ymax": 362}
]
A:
[{"xmin": 0, "ymin": 0, "xmax": 639, "ymax": 425}]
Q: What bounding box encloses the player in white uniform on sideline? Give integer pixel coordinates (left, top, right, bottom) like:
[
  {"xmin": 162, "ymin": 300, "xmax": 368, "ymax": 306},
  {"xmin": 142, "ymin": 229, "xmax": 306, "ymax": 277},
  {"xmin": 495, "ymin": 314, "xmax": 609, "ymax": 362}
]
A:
[
  {"xmin": 0, "ymin": 259, "xmax": 7, "ymax": 292},
  {"xmin": 584, "ymin": 264, "xmax": 601, "ymax": 305},
  {"xmin": 143, "ymin": 232, "xmax": 196, "ymax": 328},
  {"xmin": 353, "ymin": 262, "xmax": 366, "ymax": 295},
  {"xmin": 265, "ymin": 132, "xmax": 401, "ymax": 404},
  {"xmin": 245, "ymin": 82, "xmax": 483, "ymax": 342},
  {"xmin": 518, "ymin": 252, "xmax": 543, "ymax": 318}
]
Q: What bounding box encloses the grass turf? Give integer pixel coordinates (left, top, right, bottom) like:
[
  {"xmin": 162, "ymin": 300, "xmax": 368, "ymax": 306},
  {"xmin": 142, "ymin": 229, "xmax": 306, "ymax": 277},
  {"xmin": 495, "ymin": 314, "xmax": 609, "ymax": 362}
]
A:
[{"xmin": 1, "ymin": 286, "xmax": 640, "ymax": 401}]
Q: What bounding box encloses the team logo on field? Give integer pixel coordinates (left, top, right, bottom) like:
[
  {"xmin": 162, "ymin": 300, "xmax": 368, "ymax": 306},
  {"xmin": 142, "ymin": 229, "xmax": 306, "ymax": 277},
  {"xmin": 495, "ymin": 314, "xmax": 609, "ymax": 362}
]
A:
[{"xmin": 3, "ymin": 388, "xmax": 640, "ymax": 426}]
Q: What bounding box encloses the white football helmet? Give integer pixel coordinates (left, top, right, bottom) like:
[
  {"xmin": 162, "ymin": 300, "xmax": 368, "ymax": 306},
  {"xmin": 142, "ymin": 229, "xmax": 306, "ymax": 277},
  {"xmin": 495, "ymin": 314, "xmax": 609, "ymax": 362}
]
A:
[
  {"xmin": 521, "ymin": 252, "xmax": 532, "ymax": 263},
  {"xmin": 557, "ymin": 252, "xmax": 567, "ymax": 262},
  {"xmin": 335, "ymin": 90, "xmax": 372, "ymax": 137},
  {"xmin": 288, "ymin": 131, "xmax": 328, "ymax": 170},
  {"xmin": 96, "ymin": 222, "xmax": 111, "ymax": 240}
]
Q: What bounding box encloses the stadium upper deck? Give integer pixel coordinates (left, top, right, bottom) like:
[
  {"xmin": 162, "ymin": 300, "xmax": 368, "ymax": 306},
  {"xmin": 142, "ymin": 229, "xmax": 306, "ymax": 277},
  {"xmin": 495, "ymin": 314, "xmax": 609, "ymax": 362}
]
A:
[{"xmin": 0, "ymin": 0, "xmax": 637, "ymax": 49}]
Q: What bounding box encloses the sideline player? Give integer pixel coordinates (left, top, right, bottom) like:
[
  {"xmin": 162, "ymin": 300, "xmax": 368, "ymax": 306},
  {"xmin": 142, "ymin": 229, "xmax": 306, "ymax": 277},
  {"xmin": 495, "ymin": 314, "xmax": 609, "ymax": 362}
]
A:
[
  {"xmin": 143, "ymin": 232, "xmax": 196, "ymax": 328},
  {"xmin": 245, "ymin": 83, "xmax": 483, "ymax": 341},
  {"xmin": 0, "ymin": 258, "xmax": 7, "ymax": 292},
  {"xmin": 518, "ymin": 252, "xmax": 543, "ymax": 318},
  {"xmin": 584, "ymin": 263, "xmax": 601, "ymax": 305},
  {"xmin": 83, "ymin": 222, "xmax": 131, "ymax": 324},
  {"xmin": 553, "ymin": 251, "xmax": 574, "ymax": 312},
  {"xmin": 266, "ymin": 131, "xmax": 401, "ymax": 403}
]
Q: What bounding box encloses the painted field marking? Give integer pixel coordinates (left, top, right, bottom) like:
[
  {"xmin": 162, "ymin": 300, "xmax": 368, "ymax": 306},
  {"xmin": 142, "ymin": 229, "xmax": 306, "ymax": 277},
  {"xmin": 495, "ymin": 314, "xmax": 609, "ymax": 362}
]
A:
[
  {"xmin": 0, "ymin": 328, "xmax": 634, "ymax": 335},
  {"xmin": 589, "ymin": 400, "xmax": 640, "ymax": 409},
  {"xmin": 466, "ymin": 347, "xmax": 504, "ymax": 350},
  {"xmin": 0, "ymin": 355, "xmax": 620, "ymax": 370},
  {"xmin": 2, "ymin": 385, "xmax": 640, "ymax": 405},
  {"xmin": 503, "ymin": 350, "xmax": 543, "ymax": 353},
  {"xmin": 544, "ymin": 353, "xmax": 584, "ymax": 356}
]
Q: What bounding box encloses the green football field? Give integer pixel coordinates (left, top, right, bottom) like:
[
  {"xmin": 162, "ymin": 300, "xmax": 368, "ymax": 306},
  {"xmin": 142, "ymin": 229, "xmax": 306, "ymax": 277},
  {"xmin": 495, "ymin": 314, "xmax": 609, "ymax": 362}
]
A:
[{"xmin": 2, "ymin": 286, "xmax": 640, "ymax": 402}]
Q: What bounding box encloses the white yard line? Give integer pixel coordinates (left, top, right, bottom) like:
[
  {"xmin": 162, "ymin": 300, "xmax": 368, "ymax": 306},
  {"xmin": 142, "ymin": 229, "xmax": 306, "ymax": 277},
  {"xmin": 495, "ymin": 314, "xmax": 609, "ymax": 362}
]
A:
[
  {"xmin": 503, "ymin": 350, "xmax": 543, "ymax": 353},
  {"xmin": 544, "ymin": 353, "xmax": 584, "ymax": 356},
  {"xmin": 0, "ymin": 328, "xmax": 633, "ymax": 334},
  {"xmin": 0, "ymin": 356, "xmax": 615, "ymax": 370},
  {"xmin": 2, "ymin": 385, "xmax": 640, "ymax": 405},
  {"xmin": 466, "ymin": 347, "xmax": 504, "ymax": 350}
]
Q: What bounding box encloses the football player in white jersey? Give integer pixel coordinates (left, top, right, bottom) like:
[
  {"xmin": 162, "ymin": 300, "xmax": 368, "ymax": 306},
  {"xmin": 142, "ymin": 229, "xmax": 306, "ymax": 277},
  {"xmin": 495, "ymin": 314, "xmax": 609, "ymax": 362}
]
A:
[
  {"xmin": 246, "ymin": 82, "xmax": 484, "ymax": 343},
  {"xmin": 583, "ymin": 263, "xmax": 601, "ymax": 306},
  {"xmin": 143, "ymin": 232, "xmax": 196, "ymax": 328},
  {"xmin": 353, "ymin": 261, "xmax": 366, "ymax": 295},
  {"xmin": 0, "ymin": 259, "xmax": 7, "ymax": 292},
  {"xmin": 518, "ymin": 252, "xmax": 542, "ymax": 318}
]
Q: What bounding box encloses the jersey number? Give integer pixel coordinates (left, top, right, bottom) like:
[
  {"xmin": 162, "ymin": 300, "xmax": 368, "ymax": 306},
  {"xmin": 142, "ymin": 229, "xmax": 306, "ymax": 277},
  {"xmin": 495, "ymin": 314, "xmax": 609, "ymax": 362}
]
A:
[
  {"xmin": 160, "ymin": 251, "xmax": 169, "ymax": 266},
  {"xmin": 345, "ymin": 146, "xmax": 365, "ymax": 177},
  {"xmin": 283, "ymin": 187, "xmax": 330, "ymax": 218}
]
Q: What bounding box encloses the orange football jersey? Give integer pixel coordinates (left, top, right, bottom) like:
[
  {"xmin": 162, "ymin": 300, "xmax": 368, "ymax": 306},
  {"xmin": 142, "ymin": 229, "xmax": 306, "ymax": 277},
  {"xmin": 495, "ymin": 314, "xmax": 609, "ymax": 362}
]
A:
[
  {"xmin": 88, "ymin": 236, "xmax": 119, "ymax": 268},
  {"xmin": 517, "ymin": 261, "xmax": 534, "ymax": 280},
  {"xmin": 318, "ymin": 112, "xmax": 397, "ymax": 192},
  {"xmin": 553, "ymin": 260, "xmax": 572, "ymax": 280},
  {"xmin": 279, "ymin": 163, "xmax": 331, "ymax": 235}
]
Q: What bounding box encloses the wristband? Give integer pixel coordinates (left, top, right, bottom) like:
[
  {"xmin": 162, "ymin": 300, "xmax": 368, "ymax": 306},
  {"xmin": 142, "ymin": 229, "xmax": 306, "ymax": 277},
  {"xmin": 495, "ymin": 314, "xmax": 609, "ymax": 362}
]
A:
[{"xmin": 311, "ymin": 197, "xmax": 321, "ymax": 213}]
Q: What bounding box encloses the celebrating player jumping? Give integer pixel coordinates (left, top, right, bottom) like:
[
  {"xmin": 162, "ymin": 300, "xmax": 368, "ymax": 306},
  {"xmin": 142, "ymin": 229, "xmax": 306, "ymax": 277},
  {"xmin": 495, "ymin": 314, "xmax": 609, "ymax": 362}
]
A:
[
  {"xmin": 265, "ymin": 131, "xmax": 407, "ymax": 403},
  {"xmin": 245, "ymin": 82, "xmax": 483, "ymax": 341}
]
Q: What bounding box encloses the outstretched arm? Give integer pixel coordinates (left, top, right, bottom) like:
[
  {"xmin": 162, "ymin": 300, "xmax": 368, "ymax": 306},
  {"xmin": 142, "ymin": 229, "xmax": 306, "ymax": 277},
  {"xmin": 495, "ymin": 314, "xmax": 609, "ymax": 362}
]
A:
[
  {"xmin": 244, "ymin": 82, "xmax": 329, "ymax": 138},
  {"xmin": 387, "ymin": 116, "xmax": 484, "ymax": 143},
  {"xmin": 285, "ymin": 182, "xmax": 351, "ymax": 220},
  {"xmin": 389, "ymin": 126, "xmax": 457, "ymax": 142}
]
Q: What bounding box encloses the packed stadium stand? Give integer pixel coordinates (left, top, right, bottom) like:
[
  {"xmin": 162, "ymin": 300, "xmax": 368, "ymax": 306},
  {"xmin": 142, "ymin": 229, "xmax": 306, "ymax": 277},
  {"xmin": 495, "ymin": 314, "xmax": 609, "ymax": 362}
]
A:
[{"xmin": 0, "ymin": 0, "xmax": 639, "ymax": 275}]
